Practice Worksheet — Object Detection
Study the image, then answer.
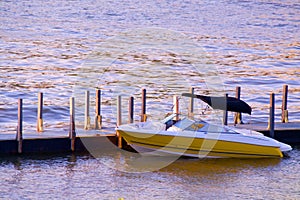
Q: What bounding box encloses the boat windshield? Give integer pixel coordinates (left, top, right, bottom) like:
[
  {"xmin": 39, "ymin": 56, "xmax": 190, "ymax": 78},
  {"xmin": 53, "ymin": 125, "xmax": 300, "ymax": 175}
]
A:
[
  {"xmin": 172, "ymin": 117, "xmax": 195, "ymax": 130},
  {"xmin": 168, "ymin": 117, "xmax": 238, "ymax": 134}
]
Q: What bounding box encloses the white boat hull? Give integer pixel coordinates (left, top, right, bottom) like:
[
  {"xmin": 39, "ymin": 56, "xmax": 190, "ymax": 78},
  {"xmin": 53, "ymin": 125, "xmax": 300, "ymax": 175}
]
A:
[{"xmin": 117, "ymin": 117, "xmax": 292, "ymax": 158}]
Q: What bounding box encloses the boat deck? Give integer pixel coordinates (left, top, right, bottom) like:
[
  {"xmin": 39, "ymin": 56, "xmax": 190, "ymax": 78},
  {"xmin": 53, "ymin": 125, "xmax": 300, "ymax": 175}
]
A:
[{"xmin": 230, "ymin": 122, "xmax": 300, "ymax": 144}]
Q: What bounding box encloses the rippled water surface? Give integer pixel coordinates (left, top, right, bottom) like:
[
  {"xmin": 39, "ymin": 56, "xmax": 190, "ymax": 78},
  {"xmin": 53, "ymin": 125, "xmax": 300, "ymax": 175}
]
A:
[
  {"xmin": 0, "ymin": 151, "xmax": 300, "ymax": 199},
  {"xmin": 1, "ymin": 0, "xmax": 300, "ymax": 199}
]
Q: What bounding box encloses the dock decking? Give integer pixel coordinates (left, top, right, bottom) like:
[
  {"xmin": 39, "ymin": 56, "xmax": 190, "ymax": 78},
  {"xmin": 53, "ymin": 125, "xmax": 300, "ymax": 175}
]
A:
[{"xmin": 0, "ymin": 127, "xmax": 118, "ymax": 155}]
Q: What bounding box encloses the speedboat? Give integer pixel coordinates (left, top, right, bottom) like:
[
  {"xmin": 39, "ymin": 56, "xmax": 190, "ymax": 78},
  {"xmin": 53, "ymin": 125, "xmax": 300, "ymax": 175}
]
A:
[
  {"xmin": 116, "ymin": 114, "xmax": 292, "ymax": 158},
  {"xmin": 117, "ymin": 92, "xmax": 292, "ymax": 158}
]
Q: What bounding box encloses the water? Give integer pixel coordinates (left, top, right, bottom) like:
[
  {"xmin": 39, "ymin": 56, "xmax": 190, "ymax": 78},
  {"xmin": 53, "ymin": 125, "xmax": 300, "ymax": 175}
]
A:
[
  {"xmin": 1, "ymin": 0, "xmax": 300, "ymax": 199},
  {"xmin": 0, "ymin": 152, "xmax": 300, "ymax": 199}
]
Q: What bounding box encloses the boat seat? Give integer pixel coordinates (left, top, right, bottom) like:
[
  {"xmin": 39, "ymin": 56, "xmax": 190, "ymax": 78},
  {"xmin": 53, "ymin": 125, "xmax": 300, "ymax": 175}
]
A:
[
  {"xmin": 161, "ymin": 113, "xmax": 178, "ymax": 130},
  {"xmin": 165, "ymin": 120, "xmax": 176, "ymax": 130}
]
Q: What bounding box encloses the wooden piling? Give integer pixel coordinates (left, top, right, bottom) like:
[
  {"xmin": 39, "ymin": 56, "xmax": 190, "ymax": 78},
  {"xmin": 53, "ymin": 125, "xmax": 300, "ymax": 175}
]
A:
[
  {"xmin": 69, "ymin": 97, "xmax": 76, "ymax": 151},
  {"xmin": 117, "ymin": 95, "xmax": 122, "ymax": 127},
  {"xmin": 128, "ymin": 96, "xmax": 134, "ymax": 123},
  {"xmin": 223, "ymin": 93, "xmax": 228, "ymax": 125},
  {"xmin": 117, "ymin": 95, "xmax": 122, "ymax": 148},
  {"xmin": 234, "ymin": 86, "xmax": 242, "ymax": 125},
  {"xmin": 95, "ymin": 89, "xmax": 102, "ymax": 129},
  {"xmin": 281, "ymin": 84, "xmax": 289, "ymax": 123},
  {"xmin": 173, "ymin": 95, "xmax": 179, "ymax": 121},
  {"xmin": 268, "ymin": 93, "xmax": 275, "ymax": 138},
  {"xmin": 188, "ymin": 87, "xmax": 194, "ymax": 118},
  {"xmin": 37, "ymin": 92, "xmax": 44, "ymax": 132},
  {"xmin": 17, "ymin": 98, "xmax": 23, "ymax": 154},
  {"xmin": 84, "ymin": 91, "xmax": 90, "ymax": 130},
  {"xmin": 141, "ymin": 88, "xmax": 147, "ymax": 122}
]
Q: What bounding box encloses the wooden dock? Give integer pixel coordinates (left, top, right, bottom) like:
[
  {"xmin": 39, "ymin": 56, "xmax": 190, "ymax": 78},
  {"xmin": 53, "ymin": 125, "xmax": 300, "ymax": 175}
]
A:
[
  {"xmin": 1, "ymin": 85, "xmax": 300, "ymax": 155},
  {"xmin": 0, "ymin": 128, "xmax": 118, "ymax": 155},
  {"xmin": 0, "ymin": 135, "xmax": 113, "ymax": 155}
]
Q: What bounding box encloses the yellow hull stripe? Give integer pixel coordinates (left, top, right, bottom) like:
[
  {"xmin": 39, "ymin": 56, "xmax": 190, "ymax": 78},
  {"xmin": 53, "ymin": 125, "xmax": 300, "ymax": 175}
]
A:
[{"xmin": 117, "ymin": 130, "xmax": 283, "ymax": 158}]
